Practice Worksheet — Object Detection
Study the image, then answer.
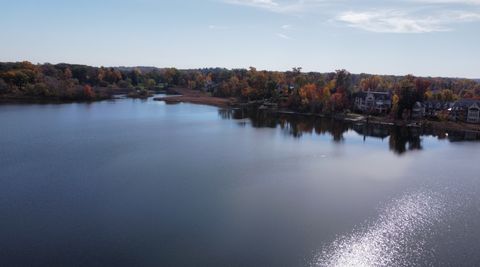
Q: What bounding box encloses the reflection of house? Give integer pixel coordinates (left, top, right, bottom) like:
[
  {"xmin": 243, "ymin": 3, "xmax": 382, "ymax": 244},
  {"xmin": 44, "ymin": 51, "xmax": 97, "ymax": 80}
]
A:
[
  {"xmin": 447, "ymin": 130, "xmax": 480, "ymax": 142},
  {"xmin": 412, "ymin": 102, "xmax": 425, "ymax": 119},
  {"xmin": 352, "ymin": 124, "xmax": 390, "ymax": 140},
  {"xmin": 354, "ymin": 89, "xmax": 392, "ymax": 114},
  {"xmin": 450, "ymin": 99, "xmax": 480, "ymax": 123}
]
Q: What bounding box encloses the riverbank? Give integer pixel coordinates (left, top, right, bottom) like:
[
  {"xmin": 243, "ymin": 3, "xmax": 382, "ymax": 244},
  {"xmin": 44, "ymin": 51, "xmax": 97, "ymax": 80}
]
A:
[
  {"xmin": 0, "ymin": 95, "xmax": 112, "ymax": 104},
  {"xmin": 152, "ymin": 89, "xmax": 480, "ymax": 134},
  {"xmin": 274, "ymin": 110, "xmax": 480, "ymax": 134},
  {"xmin": 153, "ymin": 88, "xmax": 234, "ymax": 108},
  {"xmin": 3, "ymin": 86, "xmax": 479, "ymax": 134}
]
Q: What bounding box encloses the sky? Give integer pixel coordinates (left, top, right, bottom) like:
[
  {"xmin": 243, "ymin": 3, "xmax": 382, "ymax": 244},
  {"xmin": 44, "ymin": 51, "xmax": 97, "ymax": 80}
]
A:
[{"xmin": 1, "ymin": 0, "xmax": 479, "ymax": 78}]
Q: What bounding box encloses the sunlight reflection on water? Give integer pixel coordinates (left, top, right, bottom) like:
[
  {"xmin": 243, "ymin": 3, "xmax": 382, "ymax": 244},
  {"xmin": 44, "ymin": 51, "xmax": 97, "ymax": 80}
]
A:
[{"xmin": 314, "ymin": 192, "xmax": 447, "ymax": 267}]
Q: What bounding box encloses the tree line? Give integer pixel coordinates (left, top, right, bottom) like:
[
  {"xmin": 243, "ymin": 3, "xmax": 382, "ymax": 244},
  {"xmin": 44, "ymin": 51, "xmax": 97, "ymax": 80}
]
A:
[{"xmin": 1, "ymin": 61, "xmax": 479, "ymax": 118}]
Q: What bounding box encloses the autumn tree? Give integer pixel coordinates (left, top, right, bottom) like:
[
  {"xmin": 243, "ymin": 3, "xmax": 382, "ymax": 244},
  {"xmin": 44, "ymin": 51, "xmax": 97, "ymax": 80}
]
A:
[
  {"xmin": 104, "ymin": 68, "xmax": 122, "ymax": 84},
  {"xmin": 130, "ymin": 69, "xmax": 142, "ymax": 86},
  {"xmin": 246, "ymin": 67, "xmax": 268, "ymax": 99},
  {"xmin": 360, "ymin": 76, "xmax": 381, "ymax": 91},
  {"xmin": 83, "ymin": 85, "xmax": 95, "ymax": 100},
  {"xmin": 334, "ymin": 69, "xmax": 352, "ymax": 94},
  {"xmin": 64, "ymin": 67, "xmax": 73, "ymax": 80},
  {"xmin": 241, "ymin": 86, "xmax": 255, "ymax": 101},
  {"xmin": 414, "ymin": 78, "xmax": 431, "ymax": 102},
  {"xmin": 145, "ymin": 79, "xmax": 156, "ymax": 90},
  {"xmin": 330, "ymin": 93, "xmax": 344, "ymax": 112},
  {"xmin": 396, "ymin": 75, "xmax": 417, "ymax": 119},
  {"xmin": 330, "ymin": 70, "xmax": 353, "ymax": 110},
  {"xmin": 391, "ymin": 94, "xmax": 400, "ymax": 118},
  {"xmin": 164, "ymin": 68, "xmax": 180, "ymax": 85},
  {"xmin": 2, "ymin": 70, "xmax": 32, "ymax": 89},
  {"xmin": 440, "ymin": 89, "xmax": 456, "ymax": 101},
  {"xmin": 117, "ymin": 79, "xmax": 133, "ymax": 89},
  {"xmin": 299, "ymin": 83, "xmax": 319, "ymax": 111}
]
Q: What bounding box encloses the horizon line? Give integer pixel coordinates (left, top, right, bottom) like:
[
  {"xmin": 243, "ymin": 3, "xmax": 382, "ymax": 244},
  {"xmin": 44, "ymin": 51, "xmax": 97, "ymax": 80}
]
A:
[{"xmin": 1, "ymin": 59, "xmax": 478, "ymax": 80}]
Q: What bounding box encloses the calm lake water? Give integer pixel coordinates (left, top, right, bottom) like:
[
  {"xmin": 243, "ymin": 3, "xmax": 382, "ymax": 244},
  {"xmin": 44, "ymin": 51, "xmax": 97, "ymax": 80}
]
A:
[{"xmin": 1, "ymin": 96, "xmax": 480, "ymax": 266}]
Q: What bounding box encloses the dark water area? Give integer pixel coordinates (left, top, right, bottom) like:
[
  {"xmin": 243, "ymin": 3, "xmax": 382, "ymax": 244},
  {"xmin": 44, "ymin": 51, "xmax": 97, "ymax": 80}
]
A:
[{"xmin": 1, "ymin": 96, "xmax": 480, "ymax": 266}]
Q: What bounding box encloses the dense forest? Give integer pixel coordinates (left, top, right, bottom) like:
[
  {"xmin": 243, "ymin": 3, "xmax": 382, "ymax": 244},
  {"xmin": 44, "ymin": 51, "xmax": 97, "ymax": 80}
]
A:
[{"xmin": 1, "ymin": 61, "xmax": 479, "ymax": 118}]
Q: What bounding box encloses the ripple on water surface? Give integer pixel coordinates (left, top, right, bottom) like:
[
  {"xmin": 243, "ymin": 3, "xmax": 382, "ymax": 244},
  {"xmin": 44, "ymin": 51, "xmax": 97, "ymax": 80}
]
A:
[{"xmin": 314, "ymin": 191, "xmax": 448, "ymax": 267}]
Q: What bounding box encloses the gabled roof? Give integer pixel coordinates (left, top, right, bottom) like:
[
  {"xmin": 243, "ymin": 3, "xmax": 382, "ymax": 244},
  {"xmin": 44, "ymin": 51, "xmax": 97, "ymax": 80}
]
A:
[
  {"xmin": 452, "ymin": 99, "xmax": 480, "ymax": 109},
  {"xmin": 413, "ymin": 101, "xmax": 424, "ymax": 108},
  {"xmin": 354, "ymin": 90, "xmax": 391, "ymax": 99}
]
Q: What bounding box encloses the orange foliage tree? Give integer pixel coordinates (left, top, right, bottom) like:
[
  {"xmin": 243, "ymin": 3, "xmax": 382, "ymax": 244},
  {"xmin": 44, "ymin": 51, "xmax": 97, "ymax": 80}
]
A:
[{"xmin": 83, "ymin": 85, "xmax": 95, "ymax": 99}]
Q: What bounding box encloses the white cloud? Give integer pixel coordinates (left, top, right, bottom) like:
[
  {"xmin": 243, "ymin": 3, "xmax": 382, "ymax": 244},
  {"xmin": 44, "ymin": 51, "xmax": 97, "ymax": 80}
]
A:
[
  {"xmin": 336, "ymin": 9, "xmax": 480, "ymax": 33},
  {"xmin": 412, "ymin": 0, "xmax": 480, "ymax": 4},
  {"xmin": 222, "ymin": 0, "xmax": 480, "ymax": 33},
  {"xmin": 449, "ymin": 11, "xmax": 480, "ymax": 20},
  {"xmin": 337, "ymin": 10, "xmax": 447, "ymax": 33}
]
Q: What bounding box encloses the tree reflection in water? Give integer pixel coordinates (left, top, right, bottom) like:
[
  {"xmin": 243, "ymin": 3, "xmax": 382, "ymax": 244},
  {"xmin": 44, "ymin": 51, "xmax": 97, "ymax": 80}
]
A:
[{"xmin": 218, "ymin": 108, "xmax": 480, "ymax": 155}]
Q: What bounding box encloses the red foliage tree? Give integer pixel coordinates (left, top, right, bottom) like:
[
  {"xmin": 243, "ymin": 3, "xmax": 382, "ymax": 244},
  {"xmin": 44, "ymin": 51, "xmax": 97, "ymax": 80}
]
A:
[{"xmin": 83, "ymin": 85, "xmax": 95, "ymax": 99}]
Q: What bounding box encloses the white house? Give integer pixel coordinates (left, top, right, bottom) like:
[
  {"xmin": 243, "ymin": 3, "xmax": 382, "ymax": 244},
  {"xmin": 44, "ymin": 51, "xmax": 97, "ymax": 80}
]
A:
[
  {"xmin": 467, "ymin": 102, "xmax": 480, "ymax": 123},
  {"xmin": 354, "ymin": 89, "xmax": 392, "ymax": 114}
]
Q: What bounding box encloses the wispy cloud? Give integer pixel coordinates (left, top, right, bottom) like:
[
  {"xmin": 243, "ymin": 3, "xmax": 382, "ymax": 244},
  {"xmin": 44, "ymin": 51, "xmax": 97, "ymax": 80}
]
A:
[
  {"xmin": 412, "ymin": 0, "xmax": 480, "ymax": 4},
  {"xmin": 223, "ymin": 0, "xmax": 306, "ymax": 13},
  {"xmin": 222, "ymin": 0, "xmax": 480, "ymax": 33},
  {"xmin": 336, "ymin": 10, "xmax": 446, "ymax": 33},
  {"xmin": 336, "ymin": 9, "xmax": 480, "ymax": 33},
  {"xmin": 276, "ymin": 33, "xmax": 292, "ymax": 39},
  {"xmin": 208, "ymin": 25, "xmax": 229, "ymax": 30}
]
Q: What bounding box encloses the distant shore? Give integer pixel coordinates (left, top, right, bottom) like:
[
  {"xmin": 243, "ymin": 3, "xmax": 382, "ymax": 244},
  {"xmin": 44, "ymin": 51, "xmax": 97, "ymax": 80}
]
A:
[{"xmin": 0, "ymin": 95, "xmax": 110, "ymax": 104}]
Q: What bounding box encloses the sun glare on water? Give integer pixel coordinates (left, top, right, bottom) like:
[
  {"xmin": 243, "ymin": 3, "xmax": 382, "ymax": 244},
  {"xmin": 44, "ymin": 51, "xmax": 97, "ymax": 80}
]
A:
[{"xmin": 315, "ymin": 192, "xmax": 447, "ymax": 267}]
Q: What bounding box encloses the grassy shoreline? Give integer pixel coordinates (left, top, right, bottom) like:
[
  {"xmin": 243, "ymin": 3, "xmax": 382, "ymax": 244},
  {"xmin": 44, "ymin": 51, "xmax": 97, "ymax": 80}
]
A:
[{"xmin": 153, "ymin": 88, "xmax": 233, "ymax": 108}]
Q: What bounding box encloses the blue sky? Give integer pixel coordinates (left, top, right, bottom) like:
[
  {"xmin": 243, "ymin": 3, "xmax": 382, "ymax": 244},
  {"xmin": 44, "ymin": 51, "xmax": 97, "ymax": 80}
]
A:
[{"xmin": 1, "ymin": 0, "xmax": 479, "ymax": 78}]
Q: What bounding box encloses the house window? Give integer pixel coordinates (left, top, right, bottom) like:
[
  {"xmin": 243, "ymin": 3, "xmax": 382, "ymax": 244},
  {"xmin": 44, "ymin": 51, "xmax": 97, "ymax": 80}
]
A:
[{"xmin": 467, "ymin": 107, "xmax": 480, "ymax": 122}]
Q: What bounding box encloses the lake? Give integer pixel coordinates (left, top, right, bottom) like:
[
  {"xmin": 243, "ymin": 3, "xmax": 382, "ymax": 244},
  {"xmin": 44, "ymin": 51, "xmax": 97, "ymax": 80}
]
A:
[{"xmin": 1, "ymin": 96, "xmax": 480, "ymax": 266}]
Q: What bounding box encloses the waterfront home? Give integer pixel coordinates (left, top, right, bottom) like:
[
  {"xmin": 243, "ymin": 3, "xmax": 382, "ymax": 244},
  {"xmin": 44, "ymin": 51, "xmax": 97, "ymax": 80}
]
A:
[
  {"xmin": 467, "ymin": 102, "xmax": 480, "ymax": 123},
  {"xmin": 354, "ymin": 89, "xmax": 392, "ymax": 114},
  {"xmin": 412, "ymin": 102, "xmax": 426, "ymax": 119},
  {"xmin": 450, "ymin": 99, "xmax": 480, "ymax": 123}
]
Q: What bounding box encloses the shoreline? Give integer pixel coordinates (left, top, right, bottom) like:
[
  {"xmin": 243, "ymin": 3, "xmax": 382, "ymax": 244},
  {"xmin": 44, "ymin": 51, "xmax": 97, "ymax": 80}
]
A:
[
  {"xmin": 2, "ymin": 88, "xmax": 480, "ymax": 134},
  {"xmin": 271, "ymin": 109, "xmax": 480, "ymax": 134},
  {"xmin": 0, "ymin": 96, "xmax": 112, "ymax": 104},
  {"xmin": 153, "ymin": 88, "xmax": 480, "ymax": 134}
]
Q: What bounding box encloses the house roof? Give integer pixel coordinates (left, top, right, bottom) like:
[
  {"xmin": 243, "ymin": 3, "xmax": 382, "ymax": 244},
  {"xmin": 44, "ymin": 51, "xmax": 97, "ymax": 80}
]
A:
[
  {"xmin": 413, "ymin": 101, "xmax": 424, "ymax": 108},
  {"xmin": 354, "ymin": 90, "xmax": 391, "ymax": 99},
  {"xmin": 452, "ymin": 99, "xmax": 480, "ymax": 109}
]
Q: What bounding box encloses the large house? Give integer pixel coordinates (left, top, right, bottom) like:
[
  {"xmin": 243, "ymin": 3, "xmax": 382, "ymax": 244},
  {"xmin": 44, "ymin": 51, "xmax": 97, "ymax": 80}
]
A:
[
  {"xmin": 450, "ymin": 99, "xmax": 480, "ymax": 123},
  {"xmin": 354, "ymin": 89, "xmax": 392, "ymax": 114},
  {"xmin": 412, "ymin": 102, "xmax": 426, "ymax": 119}
]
